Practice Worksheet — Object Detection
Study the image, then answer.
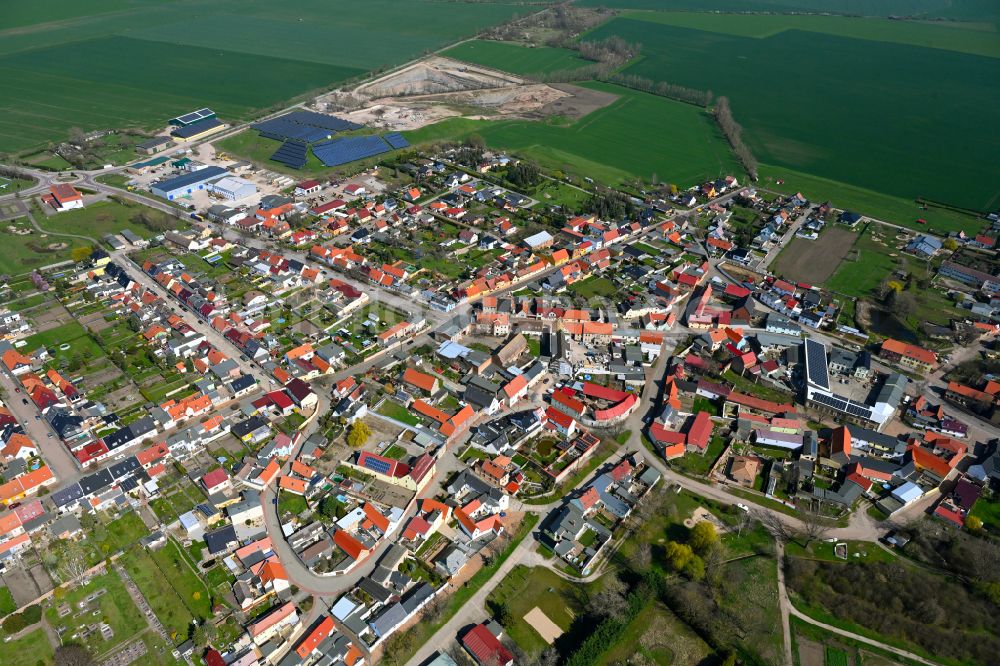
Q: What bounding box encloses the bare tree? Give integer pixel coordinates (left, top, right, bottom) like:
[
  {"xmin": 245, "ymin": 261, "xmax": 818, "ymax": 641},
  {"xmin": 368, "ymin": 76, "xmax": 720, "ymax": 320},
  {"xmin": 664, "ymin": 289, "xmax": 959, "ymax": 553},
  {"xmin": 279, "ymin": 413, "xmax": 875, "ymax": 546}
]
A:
[
  {"xmin": 588, "ymin": 575, "xmax": 629, "ymax": 619},
  {"xmin": 55, "ymin": 645, "xmax": 95, "ymax": 666},
  {"xmin": 631, "ymin": 541, "xmax": 652, "ymax": 571}
]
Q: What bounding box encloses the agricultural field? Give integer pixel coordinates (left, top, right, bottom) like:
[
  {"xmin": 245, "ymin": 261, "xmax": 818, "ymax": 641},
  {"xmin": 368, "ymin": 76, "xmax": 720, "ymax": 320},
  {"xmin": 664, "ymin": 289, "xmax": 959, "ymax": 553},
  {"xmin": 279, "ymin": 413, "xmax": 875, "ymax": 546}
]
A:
[
  {"xmin": 442, "ymin": 40, "xmax": 590, "ymax": 75},
  {"xmin": 408, "ymin": 82, "xmax": 741, "ymax": 188},
  {"xmin": 771, "ymin": 227, "xmax": 858, "ymax": 284},
  {"xmin": 584, "ymin": 13, "xmax": 1000, "ymax": 214},
  {"xmin": 575, "ymin": 0, "xmax": 1000, "ymax": 23},
  {"xmin": 0, "ymin": 0, "xmax": 531, "ymax": 154}
]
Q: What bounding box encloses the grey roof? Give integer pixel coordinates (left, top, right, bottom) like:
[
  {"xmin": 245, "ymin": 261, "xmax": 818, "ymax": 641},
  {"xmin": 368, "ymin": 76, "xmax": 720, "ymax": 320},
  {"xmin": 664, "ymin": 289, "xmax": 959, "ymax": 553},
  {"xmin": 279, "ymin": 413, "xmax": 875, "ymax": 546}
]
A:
[
  {"xmin": 401, "ymin": 582, "xmax": 434, "ymax": 614},
  {"xmin": 874, "ymin": 373, "xmax": 909, "ymax": 407},
  {"xmin": 369, "ymin": 602, "xmax": 408, "ymax": 636},
  {"xmin": 357, "ymin": 577, "xmax": 392, "ymax": 604},
  {"xmin": 151, "ymin": 165, "xmax": 227, "ymax": 192},
  {"xmin": 204, "ymin": 524, "xmax": 238, "ymax": 554},
  {"xmin": 51, "ymin": 482, "xmax": 83, "ymax": 508}
]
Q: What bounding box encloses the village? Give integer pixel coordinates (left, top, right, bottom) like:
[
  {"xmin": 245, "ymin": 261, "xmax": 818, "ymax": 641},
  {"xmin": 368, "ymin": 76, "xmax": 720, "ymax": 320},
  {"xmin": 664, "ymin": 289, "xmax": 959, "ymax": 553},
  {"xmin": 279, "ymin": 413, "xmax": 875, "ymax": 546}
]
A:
[{"xmin": 1, "ymin": 103, "xmax": 1000, "ymax": 666}]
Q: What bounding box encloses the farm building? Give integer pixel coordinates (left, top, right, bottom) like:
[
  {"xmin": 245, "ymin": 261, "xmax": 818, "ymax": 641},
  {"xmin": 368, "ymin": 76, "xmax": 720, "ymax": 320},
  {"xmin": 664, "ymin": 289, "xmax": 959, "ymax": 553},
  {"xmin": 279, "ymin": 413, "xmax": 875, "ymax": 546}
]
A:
[
  {"xmin": 136, "ymin": 136, "xmax": 173, "ymax": 155},
  {"xmin": 41, "ymin": 184, "xmax": 84, "ymax": 212},
  {"xmin": 170, "ymin": 117, "xmax": 225, "ymax": 141},
  {"xmin": 208, "ymin": 176, "xmax": 257, "ymax": 201},
  {"xmin": 150, "ymin": 166, "xmax": 227, "ymax": 201}
]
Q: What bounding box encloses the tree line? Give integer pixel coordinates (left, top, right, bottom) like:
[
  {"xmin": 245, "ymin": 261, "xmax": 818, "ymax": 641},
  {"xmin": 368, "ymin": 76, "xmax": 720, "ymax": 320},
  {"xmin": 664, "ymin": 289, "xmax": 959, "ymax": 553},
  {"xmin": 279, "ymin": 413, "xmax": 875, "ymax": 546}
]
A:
[
  {"xmin": 713, "ymin": 97, "xmax": 758, "ymax": 181},
  {"xmin": 604, "ymin": 73, "xmax": 713, "ymax": 108}
]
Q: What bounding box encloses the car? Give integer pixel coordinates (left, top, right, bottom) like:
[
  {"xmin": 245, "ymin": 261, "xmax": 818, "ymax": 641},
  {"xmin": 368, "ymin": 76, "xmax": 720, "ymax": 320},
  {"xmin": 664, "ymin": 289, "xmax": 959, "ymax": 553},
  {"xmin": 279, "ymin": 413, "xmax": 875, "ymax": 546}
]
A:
[
  {"xmin": 46, "ymin": 433, "xmax": 53, "ymax": 438},
  {"xmin": 14, "ymin": 388, "xmax": 20, "ymax": 393},
  {"xmin": 736, "ymin": 503, "xmax": 750, "ymax": 513},
  {"xmin": 34, "ymin": 415, "xmax": 40, "ymax": 421},
  {"xmin": 22, "ymin": 399, "xmax": 28, "ymax": 405}
]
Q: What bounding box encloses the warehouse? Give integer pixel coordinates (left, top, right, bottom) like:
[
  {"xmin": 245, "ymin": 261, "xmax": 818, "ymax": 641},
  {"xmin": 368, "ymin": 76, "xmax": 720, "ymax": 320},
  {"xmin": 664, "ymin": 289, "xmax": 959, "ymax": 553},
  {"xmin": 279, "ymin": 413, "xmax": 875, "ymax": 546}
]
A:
[
  {"xmin": 208, "ymin": 176, "xmax": 257, "ymax": 201},
  {"xmin": 170, "ymin": 117, "xmax": 225, "ymax": 142},
  {"xmin": 150, "ymin": 166, "xmax": 227, "ymax": 201}
]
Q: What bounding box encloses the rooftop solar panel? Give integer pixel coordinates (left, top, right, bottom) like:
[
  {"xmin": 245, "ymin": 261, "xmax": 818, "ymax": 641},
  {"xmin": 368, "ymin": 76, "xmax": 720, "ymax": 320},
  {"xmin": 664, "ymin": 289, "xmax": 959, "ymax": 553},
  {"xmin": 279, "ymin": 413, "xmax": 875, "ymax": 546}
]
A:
[{"xmin": 804, "ymin": 339, "xmax": 830, "ymax": 390}]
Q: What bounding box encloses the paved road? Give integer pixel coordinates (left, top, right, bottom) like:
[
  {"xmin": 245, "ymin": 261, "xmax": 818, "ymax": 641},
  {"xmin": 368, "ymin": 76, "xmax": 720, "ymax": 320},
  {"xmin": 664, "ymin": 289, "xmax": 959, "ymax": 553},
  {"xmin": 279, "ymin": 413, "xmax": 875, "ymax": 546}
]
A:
[
  {"xmin": 775, "ymin": 541, "xmax": 945, "ymax": 666},
  {"xmin": 0, "ymin": 367, "xmax": 80, "ymax": 481}
]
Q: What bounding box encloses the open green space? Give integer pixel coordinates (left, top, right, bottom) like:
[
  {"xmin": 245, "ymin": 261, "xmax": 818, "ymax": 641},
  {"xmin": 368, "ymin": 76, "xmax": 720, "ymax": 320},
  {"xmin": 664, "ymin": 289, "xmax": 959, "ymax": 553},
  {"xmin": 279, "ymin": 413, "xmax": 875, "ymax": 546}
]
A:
[
  {"xmin": 35, "ymin": 199, "xmax": 167, "ymax": 241},
  {"xmin": 3, "ymin": 627, "xmax": 54, "ymax": 666},
  {"xmin": 567, "ymin": 276, "xmax": 618, "ymax": 299},
  {"xmin": 23, "ymin": 320, "xmax": 104, "ymax": 367},
  {"xmin": 487, "ymin": 565, "xmax": 582, "ymax": 655},
  {"xmin": 0, "ymin": 585, "xmax": 16, "ymax": 615},
  {"xmin": 408, "ymin": 82, "xmax": 740, "ymax": 188},
  {"xmin": 45, "ymin": 570, "xmax": 146, "ymax": 655},
  {"xmin": 0, "ymin": 218, "xmax": 89, "ymax": 275},
  {"xmin": 0, "ymin": 0, "xmax": 530, "ymax": 154},
  {"xmin": 376, "ymin": 400, "xmax": 421, "ymax": 427},
  {"xmin": 970, "ymin": 493, "xmax": 1000, "ymax": 533},
  {"xmin": 442, "ymin": 40, "xmax": 590, "ymax": 75},
  {"xmin": 122, "ymin": 546, "xmax": 196, "ymax": 641},
  {"xmin": 585, "ymin": 14, "xmax": 1000, "ymax": 213}
]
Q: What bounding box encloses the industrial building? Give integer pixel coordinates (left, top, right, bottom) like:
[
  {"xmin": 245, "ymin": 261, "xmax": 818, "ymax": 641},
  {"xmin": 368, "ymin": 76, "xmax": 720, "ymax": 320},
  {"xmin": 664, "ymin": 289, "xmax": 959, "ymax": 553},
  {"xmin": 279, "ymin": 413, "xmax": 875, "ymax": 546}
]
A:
[
  {"xmin": 135, "ymin": 136, "xmax": 173, "ymax": 155},
  {"xmin": 169, "ymin": 108, "xmax": 216, "ymax": 126},
  {"xmin": 207, "ymin": 176, "xmax": 257, "ymax": 201},
  {"xmin": 150, "ymin": 166, "xmax": 227, "ymax": 201}
]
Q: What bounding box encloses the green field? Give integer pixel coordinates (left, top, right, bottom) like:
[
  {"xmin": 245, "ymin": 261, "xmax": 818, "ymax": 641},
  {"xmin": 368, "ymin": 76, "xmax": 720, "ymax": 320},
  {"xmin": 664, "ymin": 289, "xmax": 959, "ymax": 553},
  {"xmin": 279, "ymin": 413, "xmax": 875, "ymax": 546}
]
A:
[
  {"xmin": 0, "ymin": 0, "xmax": 531, "ymax": 154},
  {"xmin": 35, "ymin": 199, "xmax": 167, "ymax": 241},
  {"xmin": 45, "ymin": 570, "xmax": 147, "ymax": 655},
  {"xmin": 487, "ymin": 565, "xmax": 582, "ymax": 654},
  {"xmin": 408, "ymin": 82, "xmax": 741, "ymax": 187},
  {"xmin": 442, "ymin": 40, "xmax": 590, "ymax": 75},
  {"xmin": 3, "ymin": 627, "xmax": 54, "ymax": 666},
  {"xmin": 23, "ymin": 320, "xmax": 104, "ymax": 365},
  {"xmin": 585, "ymin": 14, "xmax": 1000, "ymax": 213}
]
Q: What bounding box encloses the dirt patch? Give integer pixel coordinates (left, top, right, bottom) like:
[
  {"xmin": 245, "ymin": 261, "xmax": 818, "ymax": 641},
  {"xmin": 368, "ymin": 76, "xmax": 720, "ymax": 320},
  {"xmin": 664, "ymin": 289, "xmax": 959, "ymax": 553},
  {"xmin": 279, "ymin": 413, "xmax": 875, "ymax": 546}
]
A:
[
  {"xmin": 796, "ymin": 637, "xmax": 825, "ymax": 666},
  {"xmin": 772, "ymin": 227, "xmax": 858, "ymax": 285},
  {"xmin": 3, "ymin": 567, "xmax": 41, "ymax": 607},
  {"xmin": 355, "ymin": 56, "xmax": 523, "ymax": 97},
  {"xmin": 683, "ymin": 506, "xmax": 728, "ymax": 534},
  {"xmin": 524, "ymin": 607, "xmax": 563, "ymax": 644}
]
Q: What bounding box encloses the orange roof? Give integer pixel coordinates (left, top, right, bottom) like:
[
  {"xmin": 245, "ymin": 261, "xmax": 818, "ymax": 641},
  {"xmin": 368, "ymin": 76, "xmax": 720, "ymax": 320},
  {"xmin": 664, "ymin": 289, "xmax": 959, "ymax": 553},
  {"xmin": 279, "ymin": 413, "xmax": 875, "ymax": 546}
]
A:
[
  {"xmin": 402, "ymin": 368, "xmax": 437, "ymax": 393},
  {"xmin": 420, "ymin": 498, "xmax": 451, "ymax": 519},
  {"xmin": 502, "ymin": 374, "xmax": 527, "ymax": 399},
  {"xmin": 297, "ymin": 616, "xmax": 335, "ymax": 658},
  {"xmin": 881, "ymin": 338, "xmax": 937, "ymax": 366},
  {"xmin": 260, "ymin": 560, "xmax": 287, "ymax": 584},
  {"xmin": 259, "ymin": 460, "xmax": 281, "ymax": 485},
  {"xmin": 285, "ymin": 343, "xmax": 314, "ymax": 360},
  {"xmin": 907, "ymin": 444, "xmax": 953, "ymax": 478},
  {"xmin": 344, "ymin": 644, "xmax": 363, "ymax": 666},
  {"xmin": 333, "ymin": 530, "xmax": 366, "ymax": 560},
  {"xmin": 0, "ymin": 532, "xmax": 30, "ymax": 555},
  {"xmin": 412, "ymin": 399, "xmax": 449, "ymax": 425},
  {"xmin": 0, "ymin": 511, "xmax": 22, "ymax": 536},
  {"xmin": 830, "ymin": 426, "xmax": 852, "ymax": 459},
  {"xmin": 363, "ymin": 503, "xmax": 390, "ymax": 533},
  {"xmin": 2, "ymin": 433, "xmax": 36, "ymax": 458},
  {"xmin": 278, "ymin": 476, "xmax": 307, "ymax": 494},
  {"xmin": 290, "ymin": 460, "xmax": 316, "ymax": 480},
  {"xmin": 249, "ymin": 601, "xmax": 297, "ymax": 638},
  {"xmin": 2, "ymin": 349, "xmax": 32, "ymax": 371}
]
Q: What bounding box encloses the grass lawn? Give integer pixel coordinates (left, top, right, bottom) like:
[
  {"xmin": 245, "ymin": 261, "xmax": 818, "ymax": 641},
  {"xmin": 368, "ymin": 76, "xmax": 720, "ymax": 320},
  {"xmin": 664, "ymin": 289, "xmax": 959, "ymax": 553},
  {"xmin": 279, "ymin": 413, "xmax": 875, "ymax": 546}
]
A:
[
  {"xmin": 149, "ymin": 540, "xmax": 213, "ymax": 616},
  {"xmin": 0, "ymin": 219, "xmax": 89, "ymax": 275},
  {"xmin": 825, "ymin": 646, "xmax": 851, "ymax": 666},
  {"xmin": 691, "ymin": 396, "xmax": 719, "ymax": 416},
  {"xmin": 22, "ymin": 320, "xmax": 104, "ymax": 365},
  {"xmin": 568, "ymin": 276, "xmax": 618, "ymax": 299},
  {"xmin": 487, "ymin": 565, "xmax": 582, "ymax": 655},
  {"xmin": 34, "ymin": 199, "xmax": 168, "ymax": 241},
  {"xmin": 408, "ymin": 81, "xmax": 740, "ymax": 189},
  {"xmin": 93, "ymin": 511, "xmax": 149, "ymax": 557},
  {"xmin": 278, "ymin": 490, "xmax": 309, "ymax": 518},
  {"xmin": 383, "ymin": 444, "xmax": 407, "ymax": 460},
  {"xmin": 670, "ymin": 435, "xmax": 725, "ymax": 477},
  {"xmin": 45, "ymin": 570, "xmax": 146, "ymax": 656},
  {"xmin": 3, "ymin": 627, "xmax": 54, "ymax": 666},
  {"xmin": 722, "ymin": 369, "xmax": 795, "ymax": 404},
  {"xmin": 970, "ymin": 494, "xmax": 1000, "ymax": 533},
  {"xmin": 376, "ymin": 400, "xmax": 420, "ymax": 427},
  {"xmin": 442, "ymin": 40, "xmax": 590, "ymax": 75},
  {"xmin": 785, "ymin": 539, "xmax": 895, "ymax": 564},
  {"xmin": 0, "ymin": 585, "xmax": 16, "ymax": 615},
  {"xmin": 598, "ymin": 600, "xmax": 712, "ymax": 666},
  {"xmin": 715, "ymin": 555, "xmax": 783, "ymax": 664},
  {"xmin": 215, "ymin": 130, "xmax": 330, "ymax": 177},
  {"xmin": 122, "ymin": 546, "xmax": 196, "ymax": 642}
]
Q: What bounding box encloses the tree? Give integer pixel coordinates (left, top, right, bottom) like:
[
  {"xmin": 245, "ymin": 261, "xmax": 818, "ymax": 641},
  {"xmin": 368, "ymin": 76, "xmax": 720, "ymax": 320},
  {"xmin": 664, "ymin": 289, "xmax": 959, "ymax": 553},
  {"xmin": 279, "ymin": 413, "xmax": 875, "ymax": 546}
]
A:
[
  {"xmin": 193, "ymin": 620, "xmax": 217, "ymax": 647},
  {"xmin": 2, "ymin": 612, "xmax": 26, "ymax": 633},
  {"xmin": 664, "ymin": 540, "xmax": 694, "ymax": 571},
  {"xmin": 943, "ymin": 238, "xmax": 959, "ymax": 251},
  {"xmin": 965, "ymin": 515, "xmax": 984, "ymax": 534},
  {"xmin": 689, "ymin": 520, "xmax": 718, "ymax": 555},
  {"xmin": 588, "ymin": 575, "xmax": 629, "ymax": 619},
  {"xmin": 346, "ymin": 421, "xmax": 371, "ymax": 448},
  {"xmin": 54, "ymin": 645, "xmax": 95, "ymax": 666},
  {"xmin": 70, "ymin": 246, "xmax": 93, "ymax": 263},
  {"xmin": 889, "ymin": 290, "xmax": 916, "ymax": 319}
]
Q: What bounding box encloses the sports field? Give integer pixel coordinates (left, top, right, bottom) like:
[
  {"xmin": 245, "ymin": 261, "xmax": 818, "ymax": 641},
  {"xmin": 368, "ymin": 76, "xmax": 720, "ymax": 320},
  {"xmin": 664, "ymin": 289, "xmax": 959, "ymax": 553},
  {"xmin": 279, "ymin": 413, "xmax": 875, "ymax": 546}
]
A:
[
  {"xmin": 408, "ymin": 82, "xmax": 741, "ymax": 187},
  {"xmin": 0, "ymin": 0, "xmax": 529, "ymax": 154},
  {"xmin": 585, "ymin": 14, "xmax": 1000, "ymax": 213},
  {"xmin": 442, "ymin": 41, "xmax": 590, "ymax": 76}
]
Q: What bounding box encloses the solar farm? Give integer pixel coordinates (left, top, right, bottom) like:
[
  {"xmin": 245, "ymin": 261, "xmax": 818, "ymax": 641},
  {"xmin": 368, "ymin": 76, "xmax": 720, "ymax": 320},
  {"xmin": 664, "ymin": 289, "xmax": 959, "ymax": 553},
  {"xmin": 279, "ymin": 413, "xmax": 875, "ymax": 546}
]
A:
[{"xmin": 248, "ymin": 111, "xmax": 410, "ymax": 170}]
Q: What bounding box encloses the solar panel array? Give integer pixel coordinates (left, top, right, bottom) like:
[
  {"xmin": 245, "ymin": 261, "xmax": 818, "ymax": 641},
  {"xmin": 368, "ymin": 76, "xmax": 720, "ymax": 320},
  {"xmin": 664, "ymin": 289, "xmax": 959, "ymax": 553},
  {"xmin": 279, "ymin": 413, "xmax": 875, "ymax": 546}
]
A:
[
  {"xmin": 174, "ymin": 107, "xmax": 214, "ymax": 125},
  {"xmin": 252, "ymin": 111, "xmax": 361, "ymax": 142},
  {"xmin": 270, "ymin": 141, "xmax": 308, "ymax": 169},
  {"xmin": 313, "ymin": 135, "xmax": 391, "ymax": 167},
  {"xmin": 810, "ymin": 391, "xmax": 873, "ymax": 420},
  {"xmin": 804, "ymin": 339, "xmax": 830, "ymax": 390},
  {"xmin": 363, "ymin": 455, "xmax": 392, "ymax": 475},
  {"xmin": 383, "ymin": 132, "xmax": 409, "ymax": 149}
]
